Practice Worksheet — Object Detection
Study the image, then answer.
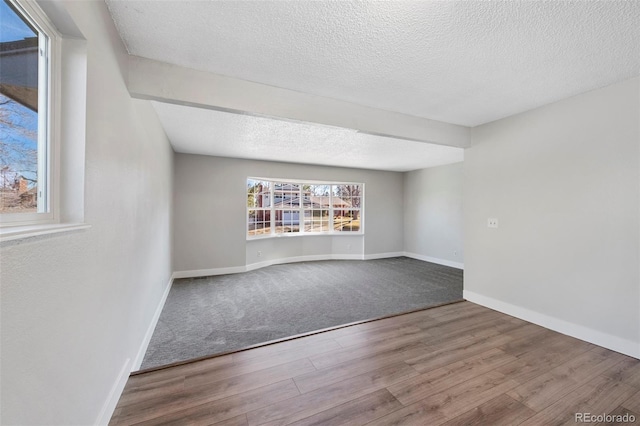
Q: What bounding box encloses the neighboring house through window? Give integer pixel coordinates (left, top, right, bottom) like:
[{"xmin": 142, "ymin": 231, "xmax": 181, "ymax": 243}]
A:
[{"xmin": 247, "ymin": 178, "xmax": 363, "ymax": 238}]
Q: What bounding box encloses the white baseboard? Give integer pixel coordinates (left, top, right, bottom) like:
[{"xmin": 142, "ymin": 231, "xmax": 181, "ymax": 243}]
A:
[
  {"xmin": 174, "ymin": 252, "xmax": 462, "ymax": 280},
  {"xmin": 191, "ymin": 254, "xmax": 367, "ymax": 276},
  {"xmin": 363, "ymin": 251, "xmax": 405, "ymax": 260},
  {"xmin": 95, "ymin": 357, "xmax": 131, "ymax": 426},
  {"xmin": 403, "ymin": 252, "xmax": 464, "ymax": 270},
  {"xmin": 464, "ymin": 290, "xmax": 640, "ymax": 359},
  {"xmin": 97, "ymin": 274, "xmax": 175, "ymax": 424},
  {"xmin": 331, "ymin": 254, "xmax": 366, "ymax": 261},
  {"xmin": 247, "ymin": 254, "xmax": 353, "ymax": 272},
  {"xmin": 132, "ymin": 273, "xmax": 175, "ymax": 370},
  {"xmin": 173, "ymin": 266, "xmax": 247, "ymax": 279}
]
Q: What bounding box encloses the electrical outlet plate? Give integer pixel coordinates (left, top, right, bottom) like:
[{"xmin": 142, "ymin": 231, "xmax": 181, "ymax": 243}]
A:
[{"xmin": 488, "ymin": 218, "xmax": 499, "ymax": 228}]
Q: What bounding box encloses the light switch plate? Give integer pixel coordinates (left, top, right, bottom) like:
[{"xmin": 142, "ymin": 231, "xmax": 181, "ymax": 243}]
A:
[{"xmin": 488, "ymin": 218, "xmax": 499, "ymax": 228}]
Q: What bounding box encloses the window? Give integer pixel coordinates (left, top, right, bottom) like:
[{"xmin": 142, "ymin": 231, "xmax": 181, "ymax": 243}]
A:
[
  {"xmin": 0, "ymin": 0, "xmax": 55, "ymax": 225},
  {"xmin": 247, "ymin": 178, "xmax": 363, "ymax": 238}
]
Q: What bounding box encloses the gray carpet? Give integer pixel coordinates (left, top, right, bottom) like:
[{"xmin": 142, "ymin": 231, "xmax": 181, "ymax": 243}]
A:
[{"xmin": 140, "ymin": 257, "xmax": 463, "ymax": 370}]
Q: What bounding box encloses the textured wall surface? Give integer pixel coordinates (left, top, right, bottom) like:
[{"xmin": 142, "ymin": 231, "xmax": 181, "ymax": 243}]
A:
[
  {"xmin": 465, "ymin": 77, "xmax": 639, "ymax": 355},
  {"xmin": 404, "ymin": 163, "xmax": 464, "ymax": 265},
  {"xmin": 107, "ymin": 1, "xmax": 640, "ymax": 126},
  {"xmin": 173, "ymin": 154, "xmax": 404, "ymax": 273},
  {"xmin": 0, "ymin": 2, "xmax": 174, "ymax": 424}
]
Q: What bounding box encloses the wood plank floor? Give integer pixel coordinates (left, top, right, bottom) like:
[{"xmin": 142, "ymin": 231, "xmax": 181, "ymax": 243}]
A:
[{"xmin": 110, "ymin": 301, "xmax": 640, "ymax": 426}]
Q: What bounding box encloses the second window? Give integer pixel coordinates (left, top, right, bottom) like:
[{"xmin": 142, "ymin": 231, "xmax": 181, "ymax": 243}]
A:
[{"xmin": 247, "ymin": 179, "xmax": 363, "ymax": 238}]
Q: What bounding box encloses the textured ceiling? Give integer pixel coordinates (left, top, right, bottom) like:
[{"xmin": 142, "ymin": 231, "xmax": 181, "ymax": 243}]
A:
[
  {"xmin": 109, "ymin": 1, "xmax": 640, "ymax": 127},
  {"xmin": 107, "ymin": 1, "xmax": 639, "ymax": 171},
  {"xmin": 151, "ymin": 102, "xmax": 463, "ymax": 172}
]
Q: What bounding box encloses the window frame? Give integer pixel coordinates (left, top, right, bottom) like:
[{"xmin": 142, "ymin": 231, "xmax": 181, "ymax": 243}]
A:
[
  {"xmin": 247, "ymin": 177, "xmax": 364, "ymax": 239},
  {"xmin": 0, "ymin": 0, "xmax": 60, "ymax": 227}
]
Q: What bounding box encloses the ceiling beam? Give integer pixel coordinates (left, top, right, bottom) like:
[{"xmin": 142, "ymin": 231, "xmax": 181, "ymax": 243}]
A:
[{"xmin": 127, "ymin": 56, "xmax": 470, "ymax": 148}]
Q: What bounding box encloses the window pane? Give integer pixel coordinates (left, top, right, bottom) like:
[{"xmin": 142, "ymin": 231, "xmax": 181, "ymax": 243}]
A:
[
  {"xmin": 248, "ymin": 209, "xmax": 271, "ymax": 236},
  {"xmin": 274, "ymin": 182, "xmax": 300, "ymax": 208},
  {"xmin": 307, "ymin": 184, "xmax": 330, "ymax": 197},
  {"xmin": 275, "ymin": 209, "xmax": 299, "ymax": 233},
  {"xmin": 334, "ymin": 209, "xmax": 360, "ymax": 232},
  {"xmin": 304, "ymin": 209, "xmax": 329, "ymax": 232},
  {"xmin": 246, "ymin": 184, "xmax": 258, "ymax": 208},
  {"xmin": 247, "ymin": 179, "xmax": 270, "ymax": 208},
  {"xmin": 333, "ymin": 184, "xmax": 361, "ymax": 204},
  {"xmin": 0, "ymin": 0, "xmax": 42, "ymax": 214},
  {"xmin": 306, "ymin": 184, "xmax": 330, "ymax": 211}
]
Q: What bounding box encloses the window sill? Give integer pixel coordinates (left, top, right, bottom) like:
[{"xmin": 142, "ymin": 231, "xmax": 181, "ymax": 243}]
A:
[
  {"xmin": 0, "ymin": 222, "xmax": 91, "ymax": 243},
  {"xmin": 247, "ymin": 232, "xmax": 364, "ymax": 241}
]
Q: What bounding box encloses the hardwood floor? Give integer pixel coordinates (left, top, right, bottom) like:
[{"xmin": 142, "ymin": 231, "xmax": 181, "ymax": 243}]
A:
[{"xmin": 110, "ymin": 301, "xmax": 640, "ymax": 425}]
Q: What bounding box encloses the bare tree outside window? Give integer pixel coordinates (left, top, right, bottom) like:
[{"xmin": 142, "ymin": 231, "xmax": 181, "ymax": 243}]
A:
[
  {"xmin": 0, "ymin": 0, "xmax": 41, "ymax": 214},
  {"xmin": 333, "ymin": 184, "xmax": 361, "ymax": 231},
  {"xmin": 0, "ymin": 94, "xmax": 38, "ymax": 212}
]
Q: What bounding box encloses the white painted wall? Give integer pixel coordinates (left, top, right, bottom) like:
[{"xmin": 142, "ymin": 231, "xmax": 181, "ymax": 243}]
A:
[
  {"xmin": 173, "ymin": 154, "xmax": 404, "ymax": 274},
  {"xmin": 464, "ymin": 77, "xmax": 640, "ymax": 357},
  {"xmin": 0, "ymin": 2, "xmax": 174, "ymax": 425},
  {"xmin": 404, "ymin": 163, "xmax": 464, "ymax": 268}
]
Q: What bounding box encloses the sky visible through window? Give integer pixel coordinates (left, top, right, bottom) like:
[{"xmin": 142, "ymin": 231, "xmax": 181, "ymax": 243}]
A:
[{"xmin": 0, "ymin": 0, "xmax": 36, "ymax": 42}]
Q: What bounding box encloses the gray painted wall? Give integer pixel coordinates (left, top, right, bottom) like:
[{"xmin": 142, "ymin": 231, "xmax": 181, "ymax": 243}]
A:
[
  {"xmin": 464, "ymin": 77, "xmax": 640, "ymax": 356},
  {"xmin": 173, "ymin": 154, "xmax": 404, "ymax": 272},
  {"xmin": 0, "ymin": 2, "xmax": 174, "ymax": 424},
  {"xmin": 404, "ymin": 162, "xmax": 464, "ymax": 266}
]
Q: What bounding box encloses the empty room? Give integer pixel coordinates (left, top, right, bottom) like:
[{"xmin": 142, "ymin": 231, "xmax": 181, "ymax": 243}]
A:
[{"xmin": 0, "ymin": 0, "xmax": 639, "ymax": 425}]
